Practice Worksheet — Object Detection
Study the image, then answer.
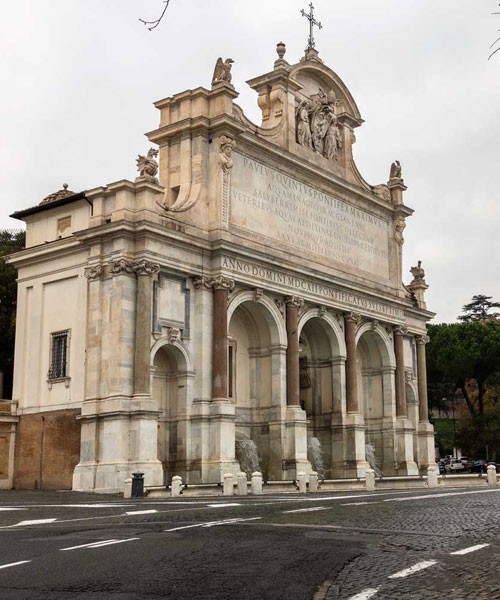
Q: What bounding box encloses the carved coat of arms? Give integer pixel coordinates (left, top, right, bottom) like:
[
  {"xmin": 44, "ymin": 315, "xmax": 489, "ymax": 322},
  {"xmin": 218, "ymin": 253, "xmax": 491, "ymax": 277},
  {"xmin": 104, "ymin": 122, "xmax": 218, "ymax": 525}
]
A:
[{"xmin": 296, "ymin": 88, "xmax": 342, "ymax": 162}]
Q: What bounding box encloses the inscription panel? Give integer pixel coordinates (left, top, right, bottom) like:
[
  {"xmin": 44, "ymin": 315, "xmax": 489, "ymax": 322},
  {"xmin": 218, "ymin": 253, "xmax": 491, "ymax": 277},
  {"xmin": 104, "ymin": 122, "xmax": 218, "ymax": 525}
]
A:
[
  {"xmin": 221, "ymin": 256, "xmax": 404, "ymax": 321},
  {"xmin": 230, "ymin": 153, "xmax": 390, "ymax": 280}
]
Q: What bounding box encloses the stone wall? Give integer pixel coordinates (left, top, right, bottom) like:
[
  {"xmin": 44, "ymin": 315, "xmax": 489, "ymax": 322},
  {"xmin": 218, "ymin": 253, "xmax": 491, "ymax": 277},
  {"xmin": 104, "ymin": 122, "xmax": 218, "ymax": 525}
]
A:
[{"xmin": 14, "ymin": 409, "xmax": 81, "ymax": 490}]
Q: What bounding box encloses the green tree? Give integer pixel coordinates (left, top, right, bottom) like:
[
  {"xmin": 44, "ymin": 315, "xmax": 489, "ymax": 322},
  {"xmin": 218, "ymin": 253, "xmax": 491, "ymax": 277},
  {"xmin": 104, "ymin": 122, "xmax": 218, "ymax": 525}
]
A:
[
  {"xmin": 457, "ymin": 294, "xmax": 500, "ymax": 323},
  {"xmin": 0, "ymin": 229, "xmax": 25, "ymax": 398},
  {"xmin": 427, "ymin": 320, "xmax": 500, "ymax": 458}
]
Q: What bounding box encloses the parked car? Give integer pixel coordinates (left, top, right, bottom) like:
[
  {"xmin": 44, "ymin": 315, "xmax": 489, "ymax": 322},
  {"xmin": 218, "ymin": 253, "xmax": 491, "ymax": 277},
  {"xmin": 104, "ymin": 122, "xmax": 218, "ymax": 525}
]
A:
[
  {"xmin": 469, "ymin": 460, "xmax": 497, "ymax": 473},
  {"xmin": 446, "ymin": 458, "xmax": 465, "ymax": 473}
]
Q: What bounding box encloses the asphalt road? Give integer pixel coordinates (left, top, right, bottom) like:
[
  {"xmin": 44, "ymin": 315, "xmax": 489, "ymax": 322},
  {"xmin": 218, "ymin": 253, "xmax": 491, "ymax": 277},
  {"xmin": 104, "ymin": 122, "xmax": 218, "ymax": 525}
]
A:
[{"xmin": 0, "ymin": 486, "xmax": 499, "ymax": 599}]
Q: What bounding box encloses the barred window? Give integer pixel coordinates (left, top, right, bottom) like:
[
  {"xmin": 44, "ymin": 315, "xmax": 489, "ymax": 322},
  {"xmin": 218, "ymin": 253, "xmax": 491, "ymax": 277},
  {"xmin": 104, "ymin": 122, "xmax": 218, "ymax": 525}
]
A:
[{"xmin": 48, "ymin": 330, "xmax": 69, "ymax": 380}]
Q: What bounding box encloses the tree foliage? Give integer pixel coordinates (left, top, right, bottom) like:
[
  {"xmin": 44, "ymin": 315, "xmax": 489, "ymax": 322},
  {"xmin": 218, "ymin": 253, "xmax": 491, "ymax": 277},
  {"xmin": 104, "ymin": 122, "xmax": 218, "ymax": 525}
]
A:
[
  {"xmin": 427, "ymin": 321, "xmax": 500, "ymax": 418},
  {"xmin": 0, "ymin": 230, "xmax": 25, "ymax": 398},
  {"xmin": 427, "ymin": 318, "xmax": 500, "ymax": 459},
  {"xmin": 457, "ymin": 294, "xmax": 500, "ymax": 322}
]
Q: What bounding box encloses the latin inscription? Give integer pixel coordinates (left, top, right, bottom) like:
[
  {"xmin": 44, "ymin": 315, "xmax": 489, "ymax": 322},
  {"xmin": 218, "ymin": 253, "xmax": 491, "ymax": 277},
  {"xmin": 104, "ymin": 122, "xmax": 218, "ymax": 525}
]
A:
[
  {"xmin": 230, "ymin": 154, "xmax": 390, "ymax": 279},
  {"xmin": 221, "ymin": 257, "xmax": 404, "ymax": 320}
]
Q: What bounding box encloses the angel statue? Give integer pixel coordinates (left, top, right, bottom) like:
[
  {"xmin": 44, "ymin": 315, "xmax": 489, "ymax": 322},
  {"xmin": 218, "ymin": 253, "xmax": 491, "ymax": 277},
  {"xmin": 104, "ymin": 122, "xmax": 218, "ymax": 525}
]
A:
[
  {"xmin": 136, "ymin": 148, "xmax": 159, "ymax": 181},
  {"xmin": 212, "ymin": 57, "xmax": 234, "ymax": 85}
]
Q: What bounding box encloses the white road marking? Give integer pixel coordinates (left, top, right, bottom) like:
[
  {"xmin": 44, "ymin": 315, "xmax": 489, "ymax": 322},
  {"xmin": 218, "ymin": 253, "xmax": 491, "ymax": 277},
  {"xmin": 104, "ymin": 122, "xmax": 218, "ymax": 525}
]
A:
[
  {"xmin": 282, "ymin": 507, "xmax": 329, "ymax": 514},
  {"xmin": 61, "ymin": 540, "xmax": 120, "ymax": 551},
  {"xmin": 450, "ymin": 543, "xmax": 490, "ymax": 555},
  {"xmin": 348, "ymin": 589, "xmax": 379, "ymax": 600},
  {"xmin": 206, "ymin": 503, "xmax": 242, "ymax": 508},
  {"xmin": 0, "ymin": 508, "xmax": 27, "ymax": 512},
  {"xmin": 341, "ymin": 502, "xmax": 382, "ymax": 506},
  {"xmin": 61, "ymin": 538, "xmax": 140, "ymax": 551},
  {"xmin": 0, "ymin": 561, "xmax": 31, "ymax": 570},
  {"xmin": 388, "ymin": 560, "xmax": 437, "ymax": 579},
  {"xmin": 384, "ymin": 489, "xmax": 500, "ymax": 503},
  {"xmin": 124, "ymin": 509, "xmax": 158, "ymax": 515},
  {"xmin": 14, "ymin": 518, "xmax": 57, "ymax": 526},
  {"xmin": 165, "ymin": 517, "xmax": 261, "ymax": 532}
]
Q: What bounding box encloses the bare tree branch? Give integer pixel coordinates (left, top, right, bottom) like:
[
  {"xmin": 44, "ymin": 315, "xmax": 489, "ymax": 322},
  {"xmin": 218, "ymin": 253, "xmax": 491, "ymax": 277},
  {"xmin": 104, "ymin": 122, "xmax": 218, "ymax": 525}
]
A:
[
  {"xmin": 139, "ymin": 0, "xmax": 171, "ymax": 31},
  {"xmin": 490, "ymin": 5, "xmax": 500, "ymax": 59}
]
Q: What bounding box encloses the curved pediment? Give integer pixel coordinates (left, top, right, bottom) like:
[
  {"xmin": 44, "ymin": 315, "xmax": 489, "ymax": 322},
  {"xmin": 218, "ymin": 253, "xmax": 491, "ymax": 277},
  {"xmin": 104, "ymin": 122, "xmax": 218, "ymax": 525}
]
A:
[{"xmin": 290, "ymin": 59, "xmax": 363, "ymax": 128}]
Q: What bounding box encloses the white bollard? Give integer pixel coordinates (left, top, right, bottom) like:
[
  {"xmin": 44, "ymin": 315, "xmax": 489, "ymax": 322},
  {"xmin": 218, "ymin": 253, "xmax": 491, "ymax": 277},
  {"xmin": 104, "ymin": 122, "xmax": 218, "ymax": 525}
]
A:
[
  {"xmin": 123, "ymin": 478, "xmax": 132, "ymax": 499},
  {"xmin": 171, "ymin": 475, "xmax": 183, "ymax": 497},
  {"xmin": 365, "ymin": 468, "xmax": 376, "ymax": 491},
  {"xmin": 309, "ymin": 471, "xmax": 319, "ymax": 493},
  {"xmin": 237, "ymin": 472, "xmax": 248, "ymax": 495},
  {"xmin": 427, "ymin": 465, "xmax": 438, "ymax": 489},
  {"xmin": 223, "ymin": 473, "xmax": 234, "ymax": 496},
  {"xmin": 251, "ymin": 471, "xmax": 263, "ymax": 495},
  {"xmin": 297, "ymin": 472, "xmax": 307, "ymax": 493},
  {"xmin": 487, "ymin": 464, "xmax": 497, "ymax": 487}
]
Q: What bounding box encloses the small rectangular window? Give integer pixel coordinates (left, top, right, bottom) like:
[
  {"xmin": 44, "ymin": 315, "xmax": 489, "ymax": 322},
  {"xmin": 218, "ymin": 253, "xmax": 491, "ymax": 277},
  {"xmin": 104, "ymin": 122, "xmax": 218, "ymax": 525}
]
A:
[{"xmin": 48, "ymin": 330, "xmax": 69, "ymax": 380}]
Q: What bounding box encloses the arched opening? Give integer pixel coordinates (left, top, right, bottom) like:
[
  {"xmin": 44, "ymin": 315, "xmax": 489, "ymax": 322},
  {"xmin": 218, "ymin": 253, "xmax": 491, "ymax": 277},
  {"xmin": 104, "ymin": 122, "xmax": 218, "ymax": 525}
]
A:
[
  {"xmin": 152, "ymin": 343, "xmax": 188, "ymax": 485},
  {"xmin": 298, "ymin": 314, "xmax": 344, "ymax": 478},
  {"xmin": 356, "ymin": 329, "xmax": 395, "ymax": 475},
  {"xmin": 228, "ymin": 299, "xmax": 284, "ymax": 480}
]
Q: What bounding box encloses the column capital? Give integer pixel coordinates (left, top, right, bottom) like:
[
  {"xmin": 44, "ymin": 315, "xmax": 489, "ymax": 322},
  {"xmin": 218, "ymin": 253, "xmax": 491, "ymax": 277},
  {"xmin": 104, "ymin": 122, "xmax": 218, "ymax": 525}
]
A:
[
  {"xmin": 110, "ymin": 258, "xmax": 136, "ymax": 276},
  {"xmin": 393, "ymin": 324, "xmax": 408, "ymax": 336},
  {"xmin": 416, "ymin": 334, "xmax": 430, "ymax": 345},
  {"xmin": 84, "ymin": 264, "xmax": 104, "ymax": 280},
  {"xmin": 285, "ymin": 295, "xmax": 304, "ymax": 309},
  {"xmin": 208, "ymin": 275, "xmax": 235, "ymax": 292},
  {"xmin": 345, "ymin": 312, "xmax": 361, "ymax": 325},
  {"xmin": 133, "ymin": 260, "xmax": 160, "ymax": 276}
]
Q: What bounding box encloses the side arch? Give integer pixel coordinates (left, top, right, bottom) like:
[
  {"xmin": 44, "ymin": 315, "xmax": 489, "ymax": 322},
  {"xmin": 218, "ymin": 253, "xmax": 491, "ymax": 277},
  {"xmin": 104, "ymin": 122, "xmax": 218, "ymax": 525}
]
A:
[{"xmin": 228, "ymin": 290, "xmax": 287, "ymax": 347}]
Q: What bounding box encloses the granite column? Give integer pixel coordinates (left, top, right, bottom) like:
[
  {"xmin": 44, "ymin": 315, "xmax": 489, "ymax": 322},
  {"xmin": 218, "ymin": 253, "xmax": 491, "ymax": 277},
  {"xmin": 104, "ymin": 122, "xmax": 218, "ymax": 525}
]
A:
[
  {"xmin": 285, "ymin": 296, "xmax": 303, "ymax": 406},
  {"xmin": 394, "ymin": 326, "xmax": 407, "ymax": 418},
  {"xmin": 416, "ymin": 335, "xmax": 430, "ymax": 422},
  {"xmin": 344, "ymin": 313, "xmax": 359, "ymax": 413},
  {"xmin": 211, "ymin": 276, "xmax": 235, "ymax": 400}
]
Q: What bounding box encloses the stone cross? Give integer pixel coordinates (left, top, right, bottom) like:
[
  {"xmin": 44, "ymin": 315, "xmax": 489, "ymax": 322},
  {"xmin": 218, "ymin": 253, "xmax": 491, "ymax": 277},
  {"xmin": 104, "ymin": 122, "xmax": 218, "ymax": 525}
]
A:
[{"xmin": 301, "ymin": 2, "xmax": 322, "ymax": 49}]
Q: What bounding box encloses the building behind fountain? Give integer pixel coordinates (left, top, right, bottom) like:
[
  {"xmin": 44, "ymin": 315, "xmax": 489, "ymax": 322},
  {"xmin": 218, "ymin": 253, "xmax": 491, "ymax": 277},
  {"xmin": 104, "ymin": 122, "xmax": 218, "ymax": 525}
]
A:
[{"xmin": 7, "ymin": 39, "xmax": 436, "ymax": 491}]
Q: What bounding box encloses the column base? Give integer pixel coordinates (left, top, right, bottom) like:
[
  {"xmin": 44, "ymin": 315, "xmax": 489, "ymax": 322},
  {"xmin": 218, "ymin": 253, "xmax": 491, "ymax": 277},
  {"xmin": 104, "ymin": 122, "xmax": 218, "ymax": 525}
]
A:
[
  {"xmin": 283, "ymin": 406, "xmax": 312, "ymax": 479},
  {"xmin": 395, "ymin": 418, "xmax": 419, "ymax": 475},
  {"xmin": 344, "ymin": 413, "xmax": 369, "ymax": 478},
  {"xmin": 73, "ymin": 459, "xmax": 164, "ymax": 493},
  {"xmin": 417, "ymin": 421, "xmax": 438, "ymax": 472}
]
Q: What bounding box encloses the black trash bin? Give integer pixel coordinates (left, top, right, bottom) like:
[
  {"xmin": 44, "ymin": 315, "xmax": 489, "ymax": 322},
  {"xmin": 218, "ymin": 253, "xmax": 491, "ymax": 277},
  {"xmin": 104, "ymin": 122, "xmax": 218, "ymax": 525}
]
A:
[{"xmin": 131, "ymin": 472, "xmax": 145, "ymax": 498}]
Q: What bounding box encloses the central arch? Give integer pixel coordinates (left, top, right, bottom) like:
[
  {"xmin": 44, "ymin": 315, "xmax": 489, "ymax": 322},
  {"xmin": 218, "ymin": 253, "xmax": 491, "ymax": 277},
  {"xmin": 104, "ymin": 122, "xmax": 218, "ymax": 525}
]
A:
[
  {"xmin": 227, "ymin": 292, "xmax": 285, "ymax": 480},
  {"xmin": 298, "ymin": 309, "xmax": 346, "ymax": 478},
  {"xmin": 356, "ymin": 324, "xmax": 396, "ymax": 475}
]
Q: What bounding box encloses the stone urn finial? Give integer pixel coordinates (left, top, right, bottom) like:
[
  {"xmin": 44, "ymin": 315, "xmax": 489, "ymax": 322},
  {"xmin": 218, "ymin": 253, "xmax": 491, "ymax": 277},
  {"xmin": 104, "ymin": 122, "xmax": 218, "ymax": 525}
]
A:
[{"xmin": 276, "ymin": 41, "xmax": 286, "ymax": 60}]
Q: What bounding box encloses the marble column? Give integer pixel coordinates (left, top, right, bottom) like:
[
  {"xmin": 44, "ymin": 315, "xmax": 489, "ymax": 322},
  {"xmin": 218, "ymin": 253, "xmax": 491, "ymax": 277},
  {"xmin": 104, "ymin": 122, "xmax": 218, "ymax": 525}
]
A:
[
  {"xmin": 416, "ymin": 335, "xmax": 430, "ymax": 422},
  {"xmin": 134, "ymin": 260, "xmax": 160, "ymax": 395},
  {"xmin": 210, "ymin": 276, "xmax": 235, "ymax": 400},
  {"xmin": 285, "ymin": 296, "xmax": 303, "ymax": 406},
  {"xmin": 394, "ymin": 326, "xmax": 407, "ymax": 418},
  {"xmin": 344, "ymin": 313, "xmax": 359, "ymax": 413}
]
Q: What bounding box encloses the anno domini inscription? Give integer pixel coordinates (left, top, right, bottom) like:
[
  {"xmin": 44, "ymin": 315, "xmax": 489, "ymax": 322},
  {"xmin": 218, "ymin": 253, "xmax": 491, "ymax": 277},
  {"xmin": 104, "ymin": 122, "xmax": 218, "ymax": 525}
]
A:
[
  {"xmin": 230, "ymin": 153, "xmax": 390, "ymax": 280},
  {"xmin": 221, "ymin": 256, "xmax": 404, "ymax": 320}
]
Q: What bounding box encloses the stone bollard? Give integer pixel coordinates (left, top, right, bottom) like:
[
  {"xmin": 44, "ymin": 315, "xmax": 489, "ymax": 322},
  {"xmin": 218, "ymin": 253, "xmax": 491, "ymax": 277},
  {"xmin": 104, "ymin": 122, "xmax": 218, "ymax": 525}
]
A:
[
  {"xmin": 237, "ymin": 472, "xmax": 248, "ymax": 496},
  {"xmin": 427, "ymin": 465, "xmax": 438, "ymax": 489},
  {"xmin": 365, "ymin": 468, "xmax": 376, "ymax": 491},
  {"xmin": 309, "ymin": 471, "xmax": 319, "ymax": 493},
  {"xmin": 297, "ymin": 472, "xmax": 307, "ymax": 493},
  {"xmin": 223, "ymin": 473, "xmax": 234, "ymax": 496},
  {"xmin": 487, "ymin": 464, "xmax": 497, "ymax": 487},
  {"xmin": 123, "ymin": 478, "xmax": 132, "ymax": 499},
  {"xmin": 171, "ymin": 475, "xmax": 183, "ymax": 497},
  {"xmin": 251, "ymin": 471, "xmax": 263, "ymax": 495}
]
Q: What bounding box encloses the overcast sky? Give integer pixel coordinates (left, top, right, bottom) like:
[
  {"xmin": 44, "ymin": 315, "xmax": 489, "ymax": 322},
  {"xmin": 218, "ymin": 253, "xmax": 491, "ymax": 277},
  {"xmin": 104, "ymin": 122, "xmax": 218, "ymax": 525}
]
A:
[{"xmin": 1, "ymin": 1, "xmax": 499, "ymax": 323}]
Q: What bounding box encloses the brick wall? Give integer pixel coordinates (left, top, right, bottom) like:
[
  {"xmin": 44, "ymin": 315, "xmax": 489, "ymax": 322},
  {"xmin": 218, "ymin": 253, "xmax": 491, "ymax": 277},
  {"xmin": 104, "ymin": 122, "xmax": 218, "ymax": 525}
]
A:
[{"xmin": 14, "ymin": 409, "xmax": 81, "ymax": 490}]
